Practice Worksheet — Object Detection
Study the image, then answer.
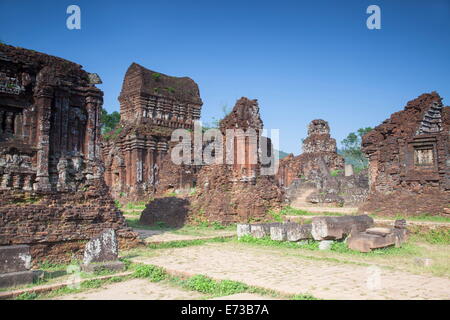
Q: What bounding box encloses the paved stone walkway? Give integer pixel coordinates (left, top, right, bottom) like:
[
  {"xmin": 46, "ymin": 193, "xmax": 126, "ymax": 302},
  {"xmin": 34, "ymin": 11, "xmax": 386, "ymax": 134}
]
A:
[
  {"xmin": 134, "ymin": 229, "xmax": 235, "ymax": 243},
  {"xmin": 132, "ymin": 243, "xmax": 450, "ymax": 300}
]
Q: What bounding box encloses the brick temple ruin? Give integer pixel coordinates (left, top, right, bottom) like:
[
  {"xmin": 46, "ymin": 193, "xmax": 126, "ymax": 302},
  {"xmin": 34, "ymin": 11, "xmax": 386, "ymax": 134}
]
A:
[
  {"xmin": 360, "ymin": 92, "xmax": 450, "ymax": 215},
  {"xmin": 0, "ymin": 44, "xmax": 136, "ymax": 263},
  {"xmin": 277, "ymin": 119, "xmax": 368, "ymax": 207},
  {"xmin": 141, "ymin": 97, "xmax": 283, "ymax": 225},
  {"xmin": 189, "ymin": 97, "xmax": 283, "ymax": 223},
  {"xmin": 102, "ymin": 63, "xmax": 203, "ymax": 200}
]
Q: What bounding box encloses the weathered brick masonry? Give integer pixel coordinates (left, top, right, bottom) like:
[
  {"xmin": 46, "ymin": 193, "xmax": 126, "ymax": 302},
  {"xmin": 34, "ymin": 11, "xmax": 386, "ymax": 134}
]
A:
[
  {"xmin": 360, "ymin": 92, "xmax": 450, "ymax": 215},
  {"xmin": 0, "ymin": 44, "xmax": 137, "ymax": 263}
]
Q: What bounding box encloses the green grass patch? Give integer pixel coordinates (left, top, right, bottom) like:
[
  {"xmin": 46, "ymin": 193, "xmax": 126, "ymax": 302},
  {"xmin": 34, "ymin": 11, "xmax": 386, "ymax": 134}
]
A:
[
  {"xmin": 329, "ymin": 240, "xmax": 419, "ymax": 256},
  {"xmin": 125, "ymin": 217, "xmax": 169, "ymax": 230},
  {"xmin": 237, "ymin": 235, "xmax": 419, "ymax": 256},
  {"xmin": 414, "ymin": 228, "xmax": 450, "ymax": 245},
  {"xmin": 148, "ymin": 237, "xmax": 232, "ymax": 249},
  {"xmin": 126, "ymin": 217, "xmax": 235, "ymax": 234},
  {"xmin": 237, "ymin": 235, "xmax": 319, "ymax": 250},
  {"xmin": 182, "ymin": 275, "xmax": 248, "ymax": 296},
  {"xmin": 385, "ymin": 214, "xmax": 450, "ymax": 223},
  {"xmin": 14, "ymin": 275, "xmax": 132, "ymax": 300},
  {"xmin": 330, "ymin": 169, "xmax": 343, "ymax": 177},
  {"xmin": 15, "ymin": 292, "xmax": 39, "ymax": 300},
  {"xmin": 276, "ymin": 206, "xmax": 345, "ymax": 217},
  {"xmin": 38, "ymin": 261, "xmax": 69, "ymax": 272},
  {"xmin": 124, "ymin": 201, "xmax": 147, "ymax": 210},
  {"xmin": 133, "ymin": 264, "xmax": 167, "ymax": 282}
]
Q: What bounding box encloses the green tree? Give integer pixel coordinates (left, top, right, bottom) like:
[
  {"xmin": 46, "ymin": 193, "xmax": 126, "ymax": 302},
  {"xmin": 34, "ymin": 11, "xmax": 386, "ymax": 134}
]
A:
[
  {"xmin": 100, "ymin": 108, "xmax": 120, "ymax": 135},
  {"xmin": 341, "ymin": 127, "xmax": 373, "ymax": 168}
]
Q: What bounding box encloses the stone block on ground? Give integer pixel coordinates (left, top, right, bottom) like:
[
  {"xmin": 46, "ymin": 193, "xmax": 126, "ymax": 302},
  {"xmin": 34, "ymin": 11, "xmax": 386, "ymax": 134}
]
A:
[
  {"xmin": 311, "ymin": 215, "xmax": 374, "ymax": 240},
  {"xmin": 0, "ymin": 270, "xmax": 34, "ymax": 289},
  {"xmin": 0, "ymin": 245, "xmax": 32, "ymax": 274},
  {"xmin": 237, "ymin": 224, "xmax": 251, "ymax": 239},
  {"xmin": 250, "ymin": 223, "xmax": 279, "ymax": 239},
  {"xmin": 81, "ymin": 261, "xmax": 126, "ymax": 273},
  {"xmin": 286, "ymin": 223, "xmax": 312, "ymax": 241},
  {"xmin": 83, "ymin": 229, "xmax": 118, "ymax": 265},
  {"xmin": 347, "ymin": 227, "xmax": 408, "ymax": 253},
  {"xmin": 319, "ymin": 240, "xmax": 334, "ymax": 250},
  {"xmin": 365, "ymin": 227, "xmax": 392, "ymax": 236},
  {"xmin": 270, "ymin": 223, "xmax": 290, "ymax": 241}
]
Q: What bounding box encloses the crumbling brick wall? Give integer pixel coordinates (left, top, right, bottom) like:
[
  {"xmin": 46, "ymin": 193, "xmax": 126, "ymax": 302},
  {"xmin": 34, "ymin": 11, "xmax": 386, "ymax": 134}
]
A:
[
  {"xmin": 0, "ymin": 44, "xmax": 137, "ymax": 262},
  {"xmin": 360, "ymin": 92, "xmax": 450, "ymax": 215}
]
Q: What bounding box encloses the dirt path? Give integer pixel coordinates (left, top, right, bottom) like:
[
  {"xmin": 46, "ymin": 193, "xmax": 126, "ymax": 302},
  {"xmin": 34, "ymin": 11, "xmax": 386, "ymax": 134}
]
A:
[
  {"xmin": 132, "ymin": 243, "xmax": 450, "ymax": 300},
  {"xmin": 290, "ymin": 188, "xmax": 315, "ymax": 208},
  {"xmin": 48, "ymin": 278, "xmax": 273, "ymax": 300},
  {"xmin": 134, "ymin": 229, "xmax": 235, "ymax": 243},
  {"xmin": 51, "ymin": 278, "xmax": 205, "ymax": 300},
  {"xmin": 290, "ymin": 188, "xmax": 358, "ymax": 214}
]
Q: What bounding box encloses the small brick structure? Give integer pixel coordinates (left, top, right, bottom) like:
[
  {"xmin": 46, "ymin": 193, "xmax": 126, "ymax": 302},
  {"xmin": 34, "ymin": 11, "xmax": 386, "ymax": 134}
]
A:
[{"xmin": 360, "ymin": 92, "xmax": 450, "ymax": 215}]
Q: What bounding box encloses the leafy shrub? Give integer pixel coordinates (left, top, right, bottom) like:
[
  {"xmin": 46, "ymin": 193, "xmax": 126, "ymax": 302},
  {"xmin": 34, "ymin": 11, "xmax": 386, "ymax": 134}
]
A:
[
  {"xmin": 133, "ymin": 264, "xmax": 167, "ymax": 282},
  {"xmin": 185, "ymin": 275, "xmax": 248, "ymax": 296},
  {"xmin": 16, "ymin": 292, "xmax": 38, "ymax": 300}
]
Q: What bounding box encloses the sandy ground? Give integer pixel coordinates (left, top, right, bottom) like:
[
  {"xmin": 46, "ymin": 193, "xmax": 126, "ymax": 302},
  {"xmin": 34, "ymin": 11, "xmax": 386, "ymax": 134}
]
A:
[
  {"xmin": 132, "ymin": 243, "xmax": 450, "ymax": 300},
  {"xmin": 134, "ymin": 229, "xmax": 235, "ymax": 243},
  {"xmin": 51, "ymin": 278, "xmax": 205, "ymax": 300}
]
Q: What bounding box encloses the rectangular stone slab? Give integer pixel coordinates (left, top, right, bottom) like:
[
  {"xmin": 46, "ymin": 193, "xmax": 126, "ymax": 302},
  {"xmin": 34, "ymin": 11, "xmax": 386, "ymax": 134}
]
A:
[
  {"xmin": 0, "ymin": 245, "xmax": 32, "ymax": 273},
  {"xmin": 347, "ymin": 232, "xmax": 397, "ymax": 252},
  {"xmin": 365, "ymin": 227, "xmax": 392, "ymax": 237},
  {"xmin": 311, "ymin": 215, "xmax": 374, "ymax": 240},
  {"xmin": 250, "ymin": 223, "xmax": 280, "ymax": 239},
  {"xmin": 0, "ymin": 270, "xmax": 34, "ymax": 289},
  {"xmin": 236, "ymin": 224, "xmax": 251, "ymax": 239},
  {"xmin": 270, "ymin": 224, "xmax": 288, "ymax": 241},
  {"xmin": 286, "ymin": 223, "xmax": 312, "ymax": 241}
]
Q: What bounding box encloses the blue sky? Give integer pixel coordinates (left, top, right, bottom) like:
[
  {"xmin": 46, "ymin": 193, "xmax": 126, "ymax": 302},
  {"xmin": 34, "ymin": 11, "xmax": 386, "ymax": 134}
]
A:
[{"xmin": 1, "ymin": 0, "xmax": 449, "ymax": 153}]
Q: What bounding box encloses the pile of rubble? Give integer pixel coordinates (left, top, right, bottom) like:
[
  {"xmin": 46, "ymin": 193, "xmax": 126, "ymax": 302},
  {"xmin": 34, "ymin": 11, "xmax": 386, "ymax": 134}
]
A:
[{"xmin": 237, "ymin": 215, "xmax": 408, "ymax": 253}]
